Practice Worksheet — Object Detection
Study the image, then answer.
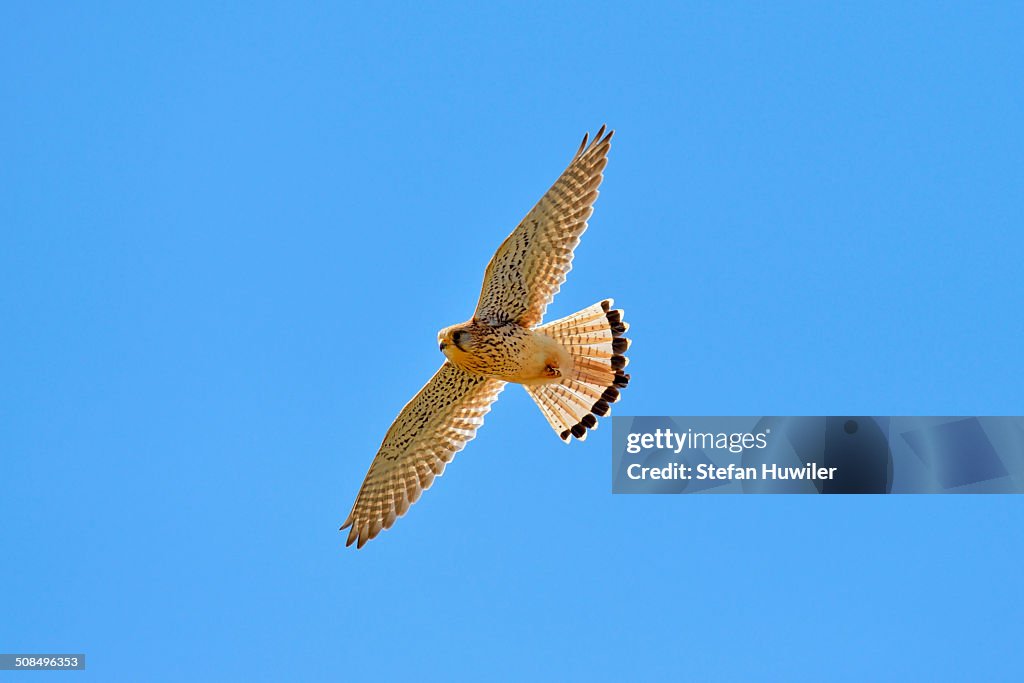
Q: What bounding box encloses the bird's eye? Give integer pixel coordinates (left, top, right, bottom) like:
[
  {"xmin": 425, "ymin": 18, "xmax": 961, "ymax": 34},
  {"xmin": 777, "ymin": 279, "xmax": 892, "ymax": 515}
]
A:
[{"xmin": 453, "ymin": 331, "xmax": 469, "ymax": 346}]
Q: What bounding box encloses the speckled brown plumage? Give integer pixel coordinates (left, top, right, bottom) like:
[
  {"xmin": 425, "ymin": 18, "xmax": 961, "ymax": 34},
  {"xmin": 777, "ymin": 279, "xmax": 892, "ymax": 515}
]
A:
[
  {"xmin": 475, "ymin": 126, "xmax": 614, "ymax": 328},
  {"xmin": 342, "ymin": 127, "xmax": 629, "ymax": 549},
  {"xmin": 341, "ymin": 363, "xmax": 504, "ymax": 548}
]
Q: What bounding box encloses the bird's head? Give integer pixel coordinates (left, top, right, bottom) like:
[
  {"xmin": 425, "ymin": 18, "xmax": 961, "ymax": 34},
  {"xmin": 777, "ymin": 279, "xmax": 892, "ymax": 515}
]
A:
[{"xmin": 438, "ymin": 322, "xmax": 476, "ymax": 362}]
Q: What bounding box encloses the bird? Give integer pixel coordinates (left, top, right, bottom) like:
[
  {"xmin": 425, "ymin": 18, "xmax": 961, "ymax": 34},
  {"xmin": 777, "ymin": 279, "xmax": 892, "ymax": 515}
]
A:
[{"xmin": 341, "ymin": 126, "xmax": 630, "ymax": 548}]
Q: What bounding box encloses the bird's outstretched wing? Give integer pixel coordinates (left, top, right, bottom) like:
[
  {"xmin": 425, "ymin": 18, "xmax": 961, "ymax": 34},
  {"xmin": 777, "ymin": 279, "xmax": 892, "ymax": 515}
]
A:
[
  {"xmin": 474, "ymin": 126, "xmax": 613, "ymax": 328},
  {"xmin": 342, "ymin": 362, "xmax": 505, "ymax": 548}
]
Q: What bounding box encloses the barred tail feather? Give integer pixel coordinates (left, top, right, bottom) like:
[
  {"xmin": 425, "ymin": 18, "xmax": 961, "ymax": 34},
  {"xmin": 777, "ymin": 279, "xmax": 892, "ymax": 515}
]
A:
[{"xmin": 526, "ymin": 299, "xmax": 630, "ymax": 442}]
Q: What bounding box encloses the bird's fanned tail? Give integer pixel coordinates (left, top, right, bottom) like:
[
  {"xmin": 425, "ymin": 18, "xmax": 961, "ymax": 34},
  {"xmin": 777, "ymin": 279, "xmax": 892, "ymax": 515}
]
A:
[
  {"xmin": 525, "ymin": 299, "xmax": 630, "ymax": 442},
  {"xmin": 341, "ymin": 127, "xmax": 624, "ymax": 549}
]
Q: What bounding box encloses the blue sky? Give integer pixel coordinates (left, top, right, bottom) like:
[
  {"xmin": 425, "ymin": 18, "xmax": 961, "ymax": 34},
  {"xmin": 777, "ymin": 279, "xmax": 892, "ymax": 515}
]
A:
[{"xmin": 2, "ymin": 2, "xmax": 1022, "ymax": 680}]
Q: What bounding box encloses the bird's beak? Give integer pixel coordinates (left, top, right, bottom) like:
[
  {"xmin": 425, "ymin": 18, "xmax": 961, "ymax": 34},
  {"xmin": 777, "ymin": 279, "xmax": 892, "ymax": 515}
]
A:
[{"xmin": 439, "ymin": 341, "xmax": 447, "ymax": 352}]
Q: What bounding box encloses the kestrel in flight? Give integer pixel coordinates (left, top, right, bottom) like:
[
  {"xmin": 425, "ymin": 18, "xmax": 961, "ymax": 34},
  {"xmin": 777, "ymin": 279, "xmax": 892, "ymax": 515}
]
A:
[{"xmin": 342, "ymin": 126, "xmax": 630, "ymax": 548}]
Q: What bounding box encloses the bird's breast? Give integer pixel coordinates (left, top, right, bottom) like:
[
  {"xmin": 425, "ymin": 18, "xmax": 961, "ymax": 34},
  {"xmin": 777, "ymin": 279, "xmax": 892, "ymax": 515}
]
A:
[{"xmin": 445, "ymin": 324, "xmax": 567, "ymax": 386}]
